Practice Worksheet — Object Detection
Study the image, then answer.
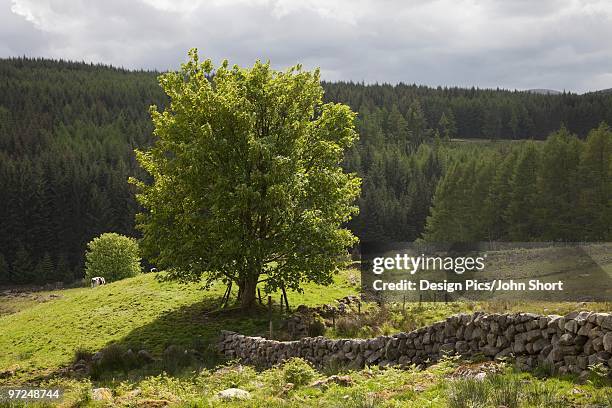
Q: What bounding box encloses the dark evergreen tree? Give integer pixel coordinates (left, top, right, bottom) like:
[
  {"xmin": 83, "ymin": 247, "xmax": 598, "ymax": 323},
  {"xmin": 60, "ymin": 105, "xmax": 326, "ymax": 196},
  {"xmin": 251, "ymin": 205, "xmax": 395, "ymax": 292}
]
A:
[
  {"xmin": 577, "ymin": 123, "xmax": 612, "ymax": 240},
  {"xmin": 537, "ymin": 127, "xmax": 583, "ymax": 241},
  {"xmin": 438, "ymin": 111, "xmax": 457, "ymax": 140},
  {"xmin": 0, "ymin": 253, "xmax": 9, "ymax": 285},
  {"xmin": 504, "ymin": 142, "xmax": 541, "ymax": 240},
  {"xmin": 11, "ymin": 245, "xmax": 34, "ymax": 284}
]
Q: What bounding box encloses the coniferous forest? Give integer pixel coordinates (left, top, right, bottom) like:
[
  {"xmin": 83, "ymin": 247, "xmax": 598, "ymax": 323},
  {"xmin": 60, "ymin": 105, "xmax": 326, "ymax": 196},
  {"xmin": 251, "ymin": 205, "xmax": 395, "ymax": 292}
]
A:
[{"xmin": 0, "ymin": 57, "xmax": 610, "ymax": 285}]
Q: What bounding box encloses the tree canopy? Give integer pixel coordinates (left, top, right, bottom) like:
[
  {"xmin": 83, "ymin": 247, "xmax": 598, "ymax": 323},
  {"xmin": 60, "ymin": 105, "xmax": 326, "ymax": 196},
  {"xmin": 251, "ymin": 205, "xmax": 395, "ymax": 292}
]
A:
[{"xmin": 132, "ymin": 50, "xmax": 361, "ymax": 307}]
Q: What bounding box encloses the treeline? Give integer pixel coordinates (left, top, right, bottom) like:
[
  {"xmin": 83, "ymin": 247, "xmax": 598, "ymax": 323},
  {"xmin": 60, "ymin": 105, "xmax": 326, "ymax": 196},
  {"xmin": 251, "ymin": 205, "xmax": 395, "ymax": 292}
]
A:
[
  {"xmin": 0, "ymin": 58, "xmax": 166, "ymax": 284},
  {"xmin": 1, "ymin": 57, "xmax": 611, "ymax": 285},
  {"xmin": 424, "ymin": 125, "xmax": 611, "ymax": 242},
  {"xmin": 343, "ymin": 100, "xmax": 445, "ymax": 242},
  {"xmin": 325, "ymin": 82, "xmax": 612, "ymax": 140}
]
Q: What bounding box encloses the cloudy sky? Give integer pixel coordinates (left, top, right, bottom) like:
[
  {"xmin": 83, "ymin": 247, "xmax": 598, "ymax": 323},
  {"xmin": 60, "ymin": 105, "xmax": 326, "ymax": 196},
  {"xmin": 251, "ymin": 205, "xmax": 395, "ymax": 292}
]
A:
[{"xmin": 2, "ymin": 0, "xmax": 612, "ymax": 93}]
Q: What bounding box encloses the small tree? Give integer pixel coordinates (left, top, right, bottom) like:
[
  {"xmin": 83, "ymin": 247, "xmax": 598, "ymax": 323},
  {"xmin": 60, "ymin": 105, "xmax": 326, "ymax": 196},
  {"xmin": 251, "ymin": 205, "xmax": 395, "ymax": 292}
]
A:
[
  {"xmin": 0, "ymin": 253, "xmax": 9, "ymax": 285},
  {"xmin": 85, "ymin": 233, "xmax": 141, "ymax": 282},
  {"xmin": 34, "ymin": 252, "xmax": 54, "ymax": 284},
  {"xmin": 57, "ymin": 253, "xmax": 73, "ymax": 283},
  {"xmin": 132, "ymin": 50, "xmax": 360, "ymax": 308},
  {"xmin": 12, "ymin": 245, "xmax": 34, "ymax": 284}
]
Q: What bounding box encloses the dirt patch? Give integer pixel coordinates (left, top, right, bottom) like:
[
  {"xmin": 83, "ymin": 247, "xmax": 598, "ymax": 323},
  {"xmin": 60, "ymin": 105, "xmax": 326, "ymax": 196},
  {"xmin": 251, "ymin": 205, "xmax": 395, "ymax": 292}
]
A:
[{"xmin": 0, "ymin": 290, "xmax": 62, "ymax": 316}]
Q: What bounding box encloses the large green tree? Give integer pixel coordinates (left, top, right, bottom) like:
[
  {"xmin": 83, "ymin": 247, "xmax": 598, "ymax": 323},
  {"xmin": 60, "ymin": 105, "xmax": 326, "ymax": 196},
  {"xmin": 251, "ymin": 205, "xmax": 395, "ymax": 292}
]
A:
[{"xmin": 132, "ymin": 50, "xmax": 361, "ymax": 307}]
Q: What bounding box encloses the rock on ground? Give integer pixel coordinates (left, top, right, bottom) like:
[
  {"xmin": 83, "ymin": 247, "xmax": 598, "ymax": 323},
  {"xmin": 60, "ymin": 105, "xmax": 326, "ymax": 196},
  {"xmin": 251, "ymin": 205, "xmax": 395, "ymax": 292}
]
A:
[
  {"xmin": 217, "ymin": 388, "xmax": 251, "ymax": 400},
  {"xmin": 91, "ymin": 387, "xmax": 113, "ymax": 401}
]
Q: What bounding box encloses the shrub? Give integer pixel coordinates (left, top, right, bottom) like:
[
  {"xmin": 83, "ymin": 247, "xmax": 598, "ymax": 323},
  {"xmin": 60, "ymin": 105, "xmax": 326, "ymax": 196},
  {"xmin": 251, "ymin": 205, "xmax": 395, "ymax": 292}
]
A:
[
  {"xmin": 85, "ymin": 232, "xmax": 141, "ymax": 282},
  {"xmin": 162, "ymin": 345, "xmax": 196, "ymax": 375},
  {"xmin": 308, "ymin": 314, "xmax": 327, "ymax": 337},
  {"xmin": 533, "ymin": 360, "xmax": 556, "ymax": 378},
  {"xmin": 447, "ymin": 378, "xmax": 490, "ymax": 408},
  {"xmin": 282, "ymin": 358, "xmax": 316, "ymax": 386},
  {"xmin": 97, "ymin": 343, "xmax": 127, "ymax": 371},
  {"xmin": 488, "ymin": 375, "xmax": 520, "ymax": 408},
  {"xmin": 90, "ymin": 343, "xmax": 142, "ymax": 378},
  {"xmin": 73, "ymin": 347, "xmax": 92, "ymax": 363},
  {"xmin": 335, "ymin": 316, "xmax": 361, "ymax": 337}
]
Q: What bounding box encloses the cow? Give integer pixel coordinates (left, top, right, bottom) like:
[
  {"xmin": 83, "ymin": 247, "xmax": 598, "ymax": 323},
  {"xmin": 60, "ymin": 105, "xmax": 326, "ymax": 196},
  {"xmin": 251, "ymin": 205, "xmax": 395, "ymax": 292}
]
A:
[{"xmin": 91, "ymin": 276, "xmax": 106, "ymax": 288}]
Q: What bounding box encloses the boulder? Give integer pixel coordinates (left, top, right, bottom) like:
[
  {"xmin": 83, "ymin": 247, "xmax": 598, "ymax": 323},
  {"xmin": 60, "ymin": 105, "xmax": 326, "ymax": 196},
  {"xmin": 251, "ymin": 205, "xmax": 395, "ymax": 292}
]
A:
[
  {"xmin": 92, "ymin": 388, "xmax": 113, "ymax": 402},
  {"xmin": 137, "ymin": 349, "xmax": 154, "ymax": 363},
  {"xmin": 603, "ymin": 332, "xmax": 612, "ymax": 353},
  {"xmin": 217, "ymin": 388, "xmax": 251, "ymax": 400}
]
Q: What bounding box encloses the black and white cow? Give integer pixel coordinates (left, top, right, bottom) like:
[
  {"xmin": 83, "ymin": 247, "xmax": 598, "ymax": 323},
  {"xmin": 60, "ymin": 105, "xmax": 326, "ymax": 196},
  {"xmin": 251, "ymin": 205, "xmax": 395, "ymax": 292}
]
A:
[{"xmin": 91, "ymin": 276, "xmax": 106, "ymax": 287}]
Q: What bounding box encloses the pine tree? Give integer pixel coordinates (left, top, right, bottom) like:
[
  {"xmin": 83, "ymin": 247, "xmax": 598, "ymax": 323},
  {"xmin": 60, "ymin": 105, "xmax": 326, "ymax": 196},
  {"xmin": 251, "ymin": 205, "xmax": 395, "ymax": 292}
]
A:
[
  {"xmin": 468, "ymin": 158, "xmax": 496, "ymax": 240},
  {"xmin": 537, "ymin": 127, "xmax": 582, "ymax": 241},
  {"xmin": 504, "ymin": 142, "xmax": 541, "ymax": 240},
  {"xmin": 12, "ymin": 245, "xmax": 34, "ymax": 284},
  {"xmin": 35, "ymin": 252, "xmax": 55, "ymax": 284},
  {"xmin": 0, "ymin": 253, "xmax": 9, "ymax": 285},
  {"xmin": 56, "ymin": 253, "xmax": 74, "ymax": 284},
  {"xmin": 482, "ymin": 108, "xmax": 502, "ymax": 140},
  {"xmin": 438, "ymin": 111, "xmax": 457, "ymax": 140},
  {"xmin": 577, "ymin": 123, "xmax": 612, "ymax": 240},
  {"xmin": 423, "ymin": 162, "xmax": 468, "ymax": 242},
  {"xmin": 406, "ymin": 99, "xmax": 427, "ymax": 145},
  {"xmin": 482, "ymin": 150, "xmax": 519, "ymax": 240}
]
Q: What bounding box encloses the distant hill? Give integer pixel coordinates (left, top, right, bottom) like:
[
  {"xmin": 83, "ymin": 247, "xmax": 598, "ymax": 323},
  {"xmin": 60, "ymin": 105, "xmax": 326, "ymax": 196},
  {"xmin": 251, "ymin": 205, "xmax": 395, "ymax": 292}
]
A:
[{"xmin": 526, "ymin": 88, "xmax": 562, "ymax": 95}]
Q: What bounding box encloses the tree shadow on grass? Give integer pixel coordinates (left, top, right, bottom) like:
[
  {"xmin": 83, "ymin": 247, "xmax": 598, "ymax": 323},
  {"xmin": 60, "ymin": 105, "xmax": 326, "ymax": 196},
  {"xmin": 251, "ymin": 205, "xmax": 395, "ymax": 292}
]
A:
[{"xmin": 57, "ymin": 296, "xmax": 285, "ymax": 381}]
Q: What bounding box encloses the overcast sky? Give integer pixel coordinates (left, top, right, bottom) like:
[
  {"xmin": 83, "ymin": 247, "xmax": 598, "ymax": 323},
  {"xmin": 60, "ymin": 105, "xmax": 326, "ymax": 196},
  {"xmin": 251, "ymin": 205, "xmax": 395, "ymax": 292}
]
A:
[{"xmin": 2, "ymin": 0, "xmax": 612, "ymax": 93}]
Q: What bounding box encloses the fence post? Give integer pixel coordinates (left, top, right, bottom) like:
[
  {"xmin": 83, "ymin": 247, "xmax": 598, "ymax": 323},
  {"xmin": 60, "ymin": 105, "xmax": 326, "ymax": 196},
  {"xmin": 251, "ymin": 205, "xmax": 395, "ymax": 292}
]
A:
[{"xmin": 268, "ymin": 295, "xmax": 273, "ymax": 339}]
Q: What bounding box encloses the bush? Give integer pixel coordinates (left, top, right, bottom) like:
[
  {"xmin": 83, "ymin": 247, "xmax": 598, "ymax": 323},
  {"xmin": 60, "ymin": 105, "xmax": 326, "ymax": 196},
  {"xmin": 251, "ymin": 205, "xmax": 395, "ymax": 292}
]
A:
[
  {"xmin": 282, "ymin": 358, "xmax": 316, "ymax": 386},
  {"xmin": 73, "ymin": 347, "xmax": 92, "ymax": 363},
  {"xmin": 335, "ymin": 316, "xmax": 361, "ymax": 337},
  {"xmin": 85, "ymin": 233, "xmax": 141, "ymax": 282},
  {"xmin": 162, "ymin": 345, "xmax": 196, "ymax": 375},
  {"xmin": 308, "ymin": 314, "xmax": 327, "ymax": 337},
  {"xmin": 488, "ymin": 375, "xmax": 520, "ymax": 408},
  {"xmin": 90, "ymin": 343, "xmax": 142, "ymax": 378},
  {"xmin": 447, "ymin": 378, "xmax": 490, "ymax": 408}
]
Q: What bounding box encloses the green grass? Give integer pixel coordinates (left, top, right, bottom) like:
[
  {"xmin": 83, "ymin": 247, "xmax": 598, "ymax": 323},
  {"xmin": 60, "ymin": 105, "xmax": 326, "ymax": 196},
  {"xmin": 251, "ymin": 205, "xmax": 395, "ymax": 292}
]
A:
[
  {"xmin": 1, "ymin": 266, "xmax": 610, "ymax": 406},
  {"xmin": 0, "ymin": 270, "xmax": 358, "ymax": 383},
  {"xmin": 23, "ymin": 357, "xmax": 611, "ymax": 407}
]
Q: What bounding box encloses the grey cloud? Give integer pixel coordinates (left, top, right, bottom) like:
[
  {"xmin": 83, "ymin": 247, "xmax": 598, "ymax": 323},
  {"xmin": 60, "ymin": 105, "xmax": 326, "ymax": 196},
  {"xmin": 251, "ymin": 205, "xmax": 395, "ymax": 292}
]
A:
[{"xmin": 2, "ymin": 0, "xmax": 612, "ymax": 92}]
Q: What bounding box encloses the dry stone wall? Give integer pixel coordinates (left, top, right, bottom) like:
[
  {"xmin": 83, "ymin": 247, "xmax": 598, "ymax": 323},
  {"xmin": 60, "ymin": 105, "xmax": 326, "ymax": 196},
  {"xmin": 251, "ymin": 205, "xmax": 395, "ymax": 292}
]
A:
[{"xmin": 219, "ymin": 311, "xmax": 612, "ymax": 376}]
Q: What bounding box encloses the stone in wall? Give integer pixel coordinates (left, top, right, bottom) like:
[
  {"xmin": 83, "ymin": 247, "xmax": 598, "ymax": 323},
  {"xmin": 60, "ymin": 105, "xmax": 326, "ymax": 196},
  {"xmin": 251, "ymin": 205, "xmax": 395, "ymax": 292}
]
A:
[{"xmin": 218, "ymin": 311, "xmax": 612, "ymax": 378}]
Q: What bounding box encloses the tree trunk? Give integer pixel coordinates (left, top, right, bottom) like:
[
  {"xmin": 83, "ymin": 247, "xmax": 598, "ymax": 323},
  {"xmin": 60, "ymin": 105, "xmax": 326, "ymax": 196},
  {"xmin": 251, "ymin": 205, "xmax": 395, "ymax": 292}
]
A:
[{"xmin": 239, "ymin": 274, "xmax": 258, "ymax": 309}]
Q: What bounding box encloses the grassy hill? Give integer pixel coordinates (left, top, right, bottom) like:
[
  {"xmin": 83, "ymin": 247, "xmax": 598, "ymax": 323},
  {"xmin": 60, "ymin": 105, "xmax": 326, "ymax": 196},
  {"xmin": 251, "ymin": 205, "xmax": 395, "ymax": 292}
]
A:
[
  {"xmin": 0, "ymin": 271, "xmax": 359, "ymax": 383},
  {"xmin": 1, "ymin": 267, "xmax": 610, "ymax": 406}
]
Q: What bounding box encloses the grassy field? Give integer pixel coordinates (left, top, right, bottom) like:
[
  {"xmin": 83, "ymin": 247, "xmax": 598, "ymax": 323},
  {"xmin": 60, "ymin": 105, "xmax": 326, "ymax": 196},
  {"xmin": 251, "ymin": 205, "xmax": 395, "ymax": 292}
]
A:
[
  {"xmin": 0, "ymin": 267, "xmax": 610, "ymax": 407},
  {"xmin": 0, "ymin": 270, "xmax": 359, "ymax": 384}
]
